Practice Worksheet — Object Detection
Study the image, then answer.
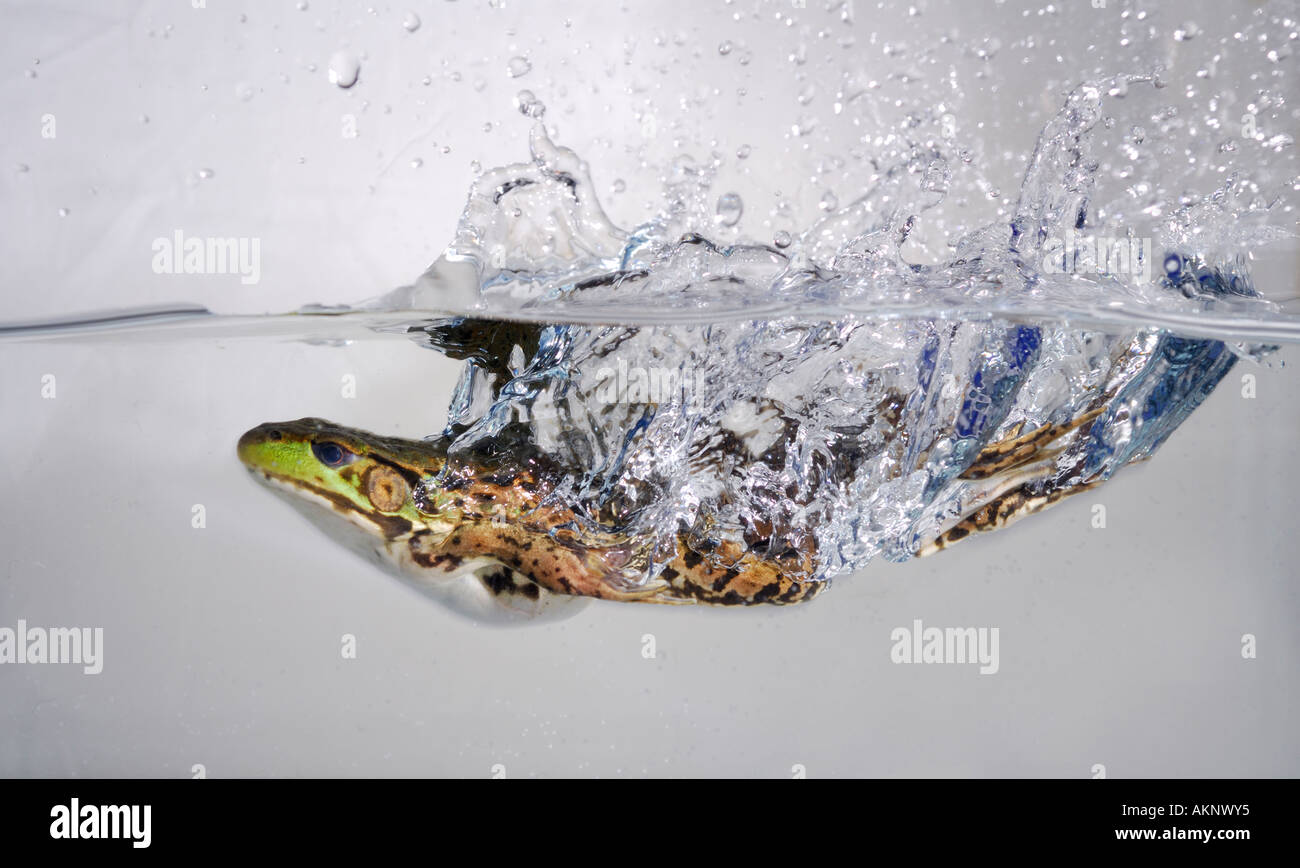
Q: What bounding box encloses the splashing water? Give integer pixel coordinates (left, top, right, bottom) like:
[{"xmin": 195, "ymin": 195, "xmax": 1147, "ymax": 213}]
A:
[
  {"xmin": 2, "ymin": 67, "xmax": 1295, "ymax": 595},
  {"xmin": 297, "ymin": 73, "xmax": 1288, "ymax": 591}
]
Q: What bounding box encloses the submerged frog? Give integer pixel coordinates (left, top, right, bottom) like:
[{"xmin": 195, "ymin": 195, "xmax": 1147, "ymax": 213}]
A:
[
  {"xmin": 236, "ymin": 397, "xmax": 1133, "ymax": 620},
  {"xmin": 238, "ymin": 252, "xmax": 1249, "ymax": 621},
  {"xmin": 237, "ymin": 417, "xmax": 822, "ymax": 620}
]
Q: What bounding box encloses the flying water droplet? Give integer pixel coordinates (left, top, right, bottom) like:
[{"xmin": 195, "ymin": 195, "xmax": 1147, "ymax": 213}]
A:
[
  {"xmin": 819, "ymin": 190, "xmax": 839, "ymax": 211},
  {"xmin": 328, "ymin": 51, "xmax": 361, "ymax": 88},
  {"xmin": 402, "ymin": 11, "xmax": 421, "ymax": 32},
  {"xmin": 718, "ymin": 41, "xmax": 733, "ymax": 56},
  {"xmin": 506, "ymin": 56, "xmax": 532, "ymax": 78},
  {"xmin": 515, "ymin": 89, "xmax": 546, "ymax": 118},
  {"xmin": 715, "ymin": 192, "xmax": 743, "ymax": 227},
  {"xmin": 773, "ymin": 230, "xmax": 792, "ymax": 249},
  {"xmin": 736, "ymin": 144, "xmax": 752, "ymax": 159},
  {"xmin": 792, "ymin": 116, "xmax": 817, "ymax": 137}
]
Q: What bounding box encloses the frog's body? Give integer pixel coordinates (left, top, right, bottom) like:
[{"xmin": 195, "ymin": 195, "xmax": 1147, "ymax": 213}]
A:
[
  {"xmin": 237, "ymin": 408, "xmax": 1107, "ymax": 618},
  {"xmin": 238, "ymin": 418, "xmax": 824, "ymax": 619}
]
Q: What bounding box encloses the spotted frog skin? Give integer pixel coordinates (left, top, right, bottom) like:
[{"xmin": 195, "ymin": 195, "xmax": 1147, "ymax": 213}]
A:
[
  {"xmin": 237, "ymin": 418, "xmax": 824, "ymax": 619},
  {"xmin": 237, "ymin": 400, "xmax": 1118, "ymax": 618}
]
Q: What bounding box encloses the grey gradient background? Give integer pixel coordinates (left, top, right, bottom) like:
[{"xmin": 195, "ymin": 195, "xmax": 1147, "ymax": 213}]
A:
[{"xmin": 1, "ymin": 0, "xmax": 1297, "ymax": 777}]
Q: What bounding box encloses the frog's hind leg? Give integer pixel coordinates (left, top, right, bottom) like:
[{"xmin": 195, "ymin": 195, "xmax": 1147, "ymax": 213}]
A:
[
  {"xmin": 919, "ymin": 467, "xmax": 1104, "ymax": 556},
  {"xmin": 918, "ymin": 406, "xmax": 1108, "ymax": 556},
  {"xmin": 960, "ymin": 406, "xmax": 1105, "ymax": 480}
]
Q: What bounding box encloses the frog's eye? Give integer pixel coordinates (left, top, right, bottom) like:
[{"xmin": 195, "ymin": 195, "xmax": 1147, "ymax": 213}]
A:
[{"xmin": 312, "ymin": 441, "xmax": 353, "ymax": 467}]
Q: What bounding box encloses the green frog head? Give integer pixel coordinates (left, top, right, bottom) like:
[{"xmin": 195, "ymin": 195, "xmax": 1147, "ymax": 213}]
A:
[
  {"xmin": 237, "ymin": 417, "xmax": 586, "ymax": 622},
  {"xmin": 237, "ymin": 417, "xmax": 445, "ymax": 540}
]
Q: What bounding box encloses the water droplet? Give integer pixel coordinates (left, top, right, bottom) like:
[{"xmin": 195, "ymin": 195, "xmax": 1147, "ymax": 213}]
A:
[
  {"xmin": 819, "ymin": 190, "xmax": 838, "ymax": 211},
  {"xmin": 402, "ymin": 11, "xmax": 421, "ymax": 32},
  {"xmin": 515, "ymin": 89, "xmax": 546, "ymax": 118},
  {"xmin": 921, "ymin": 158, "xmax": 950, "ymax": 193},
  {"xmin": 797, "ymin": 84, "xmax": 816, "ymax": 106},
  {"xmin": 736, "ymin": 144, "xmax": 751, "ymax": 159},
  {"xmin": 611, "ymin": 178, "xmax": 626, "ymax": 194},
  {"xmin": 235, "ymin": 81, "xmax": 255, "ymax": 102},
  {"xmin": 197, "ymin": 168, "xmax": 215, "ymax": 180},
  {"xmin": 410, "ymin": 157, "xmax": 423, "ymax": 169},
  {"xmin": 139, "ymin": 114, "xmax": 150, "ymax": 124},
  {"xmin": 773, "ymin": 230, "xmax": 792, "ymax": 249},
  {"xmin": 506, "ymin": 56, "xmax": 532, "ymax": 78},
  {"xmin": 715, "ymin": 192, "xmax": 743, "ymax": 227},
  {"xmin": 328, "ymin": 51, "xmax": 361, "ymax": 88},
  {"xmin": 296, "ymin": 1, "xmax": 308, "ymax": 10},
  {"xmin": 792, "ymin": 116, "xmax": 816, "ymax": 137},
  {"xmin": 15, "ymin": 163, "xmax": 29, "ymax": 174},
  {"xmin": 718, "ymin": 40, "xmax": 733, "ymax": 56},
  {"xmin": 57, "ymin": 207, "xmax": 69, "ymax": 217}
]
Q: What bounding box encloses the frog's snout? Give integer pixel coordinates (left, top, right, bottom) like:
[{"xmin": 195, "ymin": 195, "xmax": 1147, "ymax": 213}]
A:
[{"xmin": 237, "ymin": 423, "xmax": 281, "ymax": 468}]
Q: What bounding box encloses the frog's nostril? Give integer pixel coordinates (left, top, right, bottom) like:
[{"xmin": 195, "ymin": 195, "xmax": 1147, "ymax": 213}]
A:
[{"xmin": 267, "ymin": 429, "xmax": 282, "ymax": 441}]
